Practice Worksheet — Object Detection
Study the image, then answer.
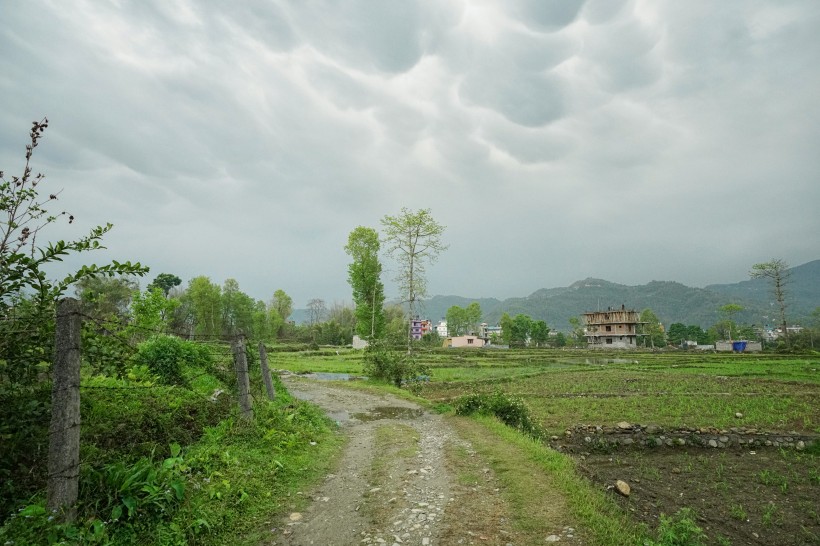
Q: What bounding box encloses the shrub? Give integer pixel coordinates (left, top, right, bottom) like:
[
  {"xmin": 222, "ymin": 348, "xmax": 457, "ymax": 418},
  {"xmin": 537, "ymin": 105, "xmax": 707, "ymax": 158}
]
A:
[
  {"xmin": 131, "ymin": 335, "xmax": 211, "ymax": 386},
  {"xmin": 363, "ymin": 338, "xmax": 430, "ymax": 388},
  {"xmin": 454, "ymin": 390, "xmax": 543, "ymax": 439}
]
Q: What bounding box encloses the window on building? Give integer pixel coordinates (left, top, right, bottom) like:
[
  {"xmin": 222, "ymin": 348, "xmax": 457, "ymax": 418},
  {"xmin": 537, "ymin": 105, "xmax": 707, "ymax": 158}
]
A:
[
  {"xmin": 606, "ymin": 338, "xmax": 613, "ymax": 344},
  {"xmin": 606, "ymin": 325, "xmax": 612, "ymax": 332},
  {"xmin": 467, "ymin": 338, "xmax": 473, "ymax": 344}
]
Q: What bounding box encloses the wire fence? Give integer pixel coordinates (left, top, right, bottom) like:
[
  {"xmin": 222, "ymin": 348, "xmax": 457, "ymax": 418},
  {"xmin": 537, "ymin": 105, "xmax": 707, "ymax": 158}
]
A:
[{"xmin": 0, "ymin": 298, "xmax": 281, "ymax": 520}]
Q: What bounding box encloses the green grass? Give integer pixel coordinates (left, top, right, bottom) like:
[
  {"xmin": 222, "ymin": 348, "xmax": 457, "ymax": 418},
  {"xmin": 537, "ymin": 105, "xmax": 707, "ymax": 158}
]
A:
[{"xmin": 458, "ymin": 414, "xmax": 647, "ymax": 544}]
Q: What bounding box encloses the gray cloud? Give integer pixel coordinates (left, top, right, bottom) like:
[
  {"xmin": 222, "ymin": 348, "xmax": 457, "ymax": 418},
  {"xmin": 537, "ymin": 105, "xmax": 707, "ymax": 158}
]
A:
[{"xmin": 2, "ymin": 0, "xmax": 819, "ymax": 310}]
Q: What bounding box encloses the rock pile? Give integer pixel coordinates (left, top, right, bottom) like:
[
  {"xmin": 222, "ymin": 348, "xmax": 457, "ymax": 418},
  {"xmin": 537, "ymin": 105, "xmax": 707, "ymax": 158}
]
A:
[{"xmin": 551, "ymin": 422, "xmax": 817, "ymax": 452}]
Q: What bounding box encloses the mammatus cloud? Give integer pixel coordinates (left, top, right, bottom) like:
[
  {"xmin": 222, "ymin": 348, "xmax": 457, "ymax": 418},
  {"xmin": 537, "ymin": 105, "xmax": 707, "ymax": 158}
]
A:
[{"xmin": 1, "ymin": 0, "xmax": 818, "ymax": 308}]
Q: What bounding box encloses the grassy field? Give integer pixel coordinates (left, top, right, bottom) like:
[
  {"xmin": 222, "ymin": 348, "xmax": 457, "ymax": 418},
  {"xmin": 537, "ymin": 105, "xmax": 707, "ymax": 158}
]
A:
[{"xmin": 268, "ymin": 346, "xmax": 820, "ymax": 544}]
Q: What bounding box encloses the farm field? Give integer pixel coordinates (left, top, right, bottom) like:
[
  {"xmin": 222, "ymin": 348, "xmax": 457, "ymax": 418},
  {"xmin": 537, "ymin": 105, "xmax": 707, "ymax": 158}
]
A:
[{"xmin": 270, "ymin": 348, "xmax": 820, "ymax": 544}]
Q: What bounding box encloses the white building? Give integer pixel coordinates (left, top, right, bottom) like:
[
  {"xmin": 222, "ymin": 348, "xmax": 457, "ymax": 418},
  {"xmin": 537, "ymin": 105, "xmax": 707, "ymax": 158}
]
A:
[{"xmin": 436, "ymin": 320, "xmax": 448, "ymax": 338}]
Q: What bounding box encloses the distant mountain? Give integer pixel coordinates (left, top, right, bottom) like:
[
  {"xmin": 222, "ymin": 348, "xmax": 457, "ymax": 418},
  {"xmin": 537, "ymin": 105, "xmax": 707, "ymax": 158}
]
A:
[{"xmin": 420, "ymin": 260, "xmax": 820, "ymax": 331}]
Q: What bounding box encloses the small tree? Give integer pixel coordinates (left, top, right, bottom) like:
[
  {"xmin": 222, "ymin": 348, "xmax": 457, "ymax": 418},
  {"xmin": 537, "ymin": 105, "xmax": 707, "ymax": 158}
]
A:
[
  {"xmin": 1, "ymin": 118, "xmax": 147, "ymax": 310},
  {"xmin": 1, "ymin": 119, "xmax": 147, "ymax": 382}
]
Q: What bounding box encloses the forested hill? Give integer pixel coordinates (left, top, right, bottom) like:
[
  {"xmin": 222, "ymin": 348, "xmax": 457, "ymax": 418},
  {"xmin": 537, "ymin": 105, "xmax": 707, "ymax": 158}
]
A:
[{"xmin": 421, "ymin": 260, "xmax": 820, "ymax": 331}]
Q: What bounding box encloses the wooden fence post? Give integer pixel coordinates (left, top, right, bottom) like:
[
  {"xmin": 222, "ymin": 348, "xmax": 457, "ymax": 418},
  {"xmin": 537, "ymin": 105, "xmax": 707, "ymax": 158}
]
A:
[
  {"xmin": 47, "ymin": 298, "xmax": 82, "ymax": 522},
  {"xmin": 258, "ymin": 342, "xmax": 276, "ymax": 401},
  {"xmin": 231, "ymin": 336, "xmax": 253, "ymax": 420}
]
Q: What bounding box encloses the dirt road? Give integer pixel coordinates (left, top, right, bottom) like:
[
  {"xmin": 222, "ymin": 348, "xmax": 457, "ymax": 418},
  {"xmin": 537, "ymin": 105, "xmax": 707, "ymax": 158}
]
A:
[
  {"xmin": 271, "ymin": 377, "xmax": 458, "ymax": 546},
  {"xmin": 269, "ymin": 376, "xmax": 582, "ymax": 546}
]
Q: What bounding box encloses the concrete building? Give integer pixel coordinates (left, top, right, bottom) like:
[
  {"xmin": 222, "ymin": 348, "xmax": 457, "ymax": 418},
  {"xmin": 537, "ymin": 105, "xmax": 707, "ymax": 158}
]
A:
[
  {"xmin": 583, "ymin": 306, "xmax": 644, "ymax": 349},
  {"xmin": 443, "ymin": 335, "xmax": 485, "ymax": 348},
  {"xmin": 436, "ymin": 319, "xmax": 448, "ymax": 338},
  {"xmin": 410, "ymin": 318, "xmax": 433, "ymax": 340}
]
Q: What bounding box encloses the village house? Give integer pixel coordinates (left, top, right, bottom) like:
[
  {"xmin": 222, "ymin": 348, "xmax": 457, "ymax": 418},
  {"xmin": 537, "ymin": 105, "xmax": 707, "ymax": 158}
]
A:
[
  {"xmin": 443, "ymin": 335, "xmax": 485, "ymax": 348},
  {"xmin": 583, "ymin": 305, "xmax": 644, "ymax": 349}
]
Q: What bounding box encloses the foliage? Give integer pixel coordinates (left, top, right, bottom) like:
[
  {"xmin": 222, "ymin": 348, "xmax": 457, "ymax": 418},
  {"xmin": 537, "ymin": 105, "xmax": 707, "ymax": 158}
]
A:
[
  {"xmin": 75, "ymin": 275, "xmax": 138, "ymax": 320},
  {"xmin": 345, "ymin": 226, "xmax": 386, "ymax": 340},
  {"xmin": 530, "ymin": 319, "xmax": 550, "ymax": 346},
  {"xmin": 185, "ymin": 276, "xmax": 222, "ymax": 339},
  {"xmin": 646, "ymin": 508, "xmax": 707, "ymax": 546},
  {"xmin": 0, "ymin": 118, "xmax": 147, "ymax": 312},
  {"xmin": 640, "ymin": 308, "xmax": 666, "ymax": 348},
  {"xmin": 131, "ymin": 335, "xmax": 212, "ymax": 386},
  {"xmin": 221, "ymin": 278, "xmax": 256, "ymax": 337},
  {"xmin": 454, "ymin": 390, "xmax": 543, "ymax": 439},
  {"xmin": 380, "ymin": 207, "xmax": 447, "ymax": 350},
  {"xmin": 130, "ymin": 286, "xmax": 181, "ymax": 341},
  {"xmin": 148, "ymin": 273, "xmax": 182, "ymax": 296},
  {"xmin": 270, "ymin": 289, "xmax": 293, "ymax": 323},
  {"xmin": 446, "ymin": 302, "xmax": 482, "ymax": 336},
  {"xmin": 363, "ymin": 338, "xmax": 430, "ymax": 388},
  {"xmin": 1, "ymin": 119, "xmax": 147, "ymax": 387}
]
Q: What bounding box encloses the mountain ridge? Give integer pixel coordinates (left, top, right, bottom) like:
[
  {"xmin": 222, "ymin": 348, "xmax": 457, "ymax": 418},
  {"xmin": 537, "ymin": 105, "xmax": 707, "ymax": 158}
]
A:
[{"xmin": 419, "ymin": 260, "xmax": 820, "ymax": 331}]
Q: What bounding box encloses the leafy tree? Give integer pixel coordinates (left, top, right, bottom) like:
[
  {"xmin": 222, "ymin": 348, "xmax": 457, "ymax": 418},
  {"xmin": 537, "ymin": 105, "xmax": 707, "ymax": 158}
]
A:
[
  {"xmin": 445, "ymin": 305, "xmax": 468, "ymax": 336},
  {"xmin": 129, "ymin": 286, "xmax": 180, "ymax": 340},
  {"xmin": 530, "ymin": 320, "xmax": 550, "ymax": 347},
  {"xmin": 221, "ymin": 278, "xmax": 255, "ymax": 337},
  {"xmin": 380, "ymin": 207, "xmax": 447, "ymax": 351},
  {"xmin": 185, "ymin": 276, "xmax": 221, "ymax": 339},
  {"xmin": 384, "ymin": 304, "xmax": 408, "ymax": 340},
  {"xmin": 75, "ymin": 276, "xmax": 138, "ymax": 320},
  {"xmin": 271, "ymin": 289, "xmax": 293, "ymax": 322},
  {"xmin": 667, "ymin": 323, "xmax": 688, "ymax": 346},
  {"xmin": 639, "ymin": 309, "xmax": 665, "ymax": 348},
  {"xmin": 147, "ymin": 273, "xmax": 181, "ymax": 296},
  {"xmin": 554, "ymin": 331, "xmax": 567, "ymax": 347},
  {"xmin": 500, "ymin": 313, "xmax": 513, "ymax": 345},
  {"xmin": 510, "ymin": 314, "xmax": 533, "ymax": 347},
  {"xmin": 465, "ymin": 302, "xmax": 482, "ymax": 334},
  {"xmin": 345, "ymin": 227, "xmax": 385, "ymax": 340},
  {"xmin": 568, "ymin": 316, "xmax": 586, "ymax": 346},
  {"xmin": 750, "ymin": 259, "xmax": 791, "ymax": 340}
]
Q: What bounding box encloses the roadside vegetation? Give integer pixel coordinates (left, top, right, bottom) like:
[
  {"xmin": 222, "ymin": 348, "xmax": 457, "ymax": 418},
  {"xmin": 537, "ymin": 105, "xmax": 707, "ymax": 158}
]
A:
[{"xmin": 266, "ymin": 346, "xmax": 820, "ymax": 545}]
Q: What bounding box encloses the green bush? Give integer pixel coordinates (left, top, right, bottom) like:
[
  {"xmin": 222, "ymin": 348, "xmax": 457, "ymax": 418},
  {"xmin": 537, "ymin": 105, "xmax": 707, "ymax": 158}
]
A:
[
  {"xmin": 454, "ymin": 390, "xmax": 544, "ymax": 439},
  {"xmin": 132, "ymin": 335, "xmax": 212, "ymax": 386},
  {"xmin": 363, "ymin": 338, "xmax": 430, "ymax": 388}
]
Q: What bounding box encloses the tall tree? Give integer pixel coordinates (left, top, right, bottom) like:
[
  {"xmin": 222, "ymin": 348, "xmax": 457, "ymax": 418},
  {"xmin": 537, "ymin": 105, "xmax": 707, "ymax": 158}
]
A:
[
  {"xmin": 345, "ymin": 226, "xmax": 385, "ymax": 340},
  {"xmin": 465, "ymin": 302, "xmax": 482, "ymax": 335},
  {"xmin": 147, "ymin": 273, "xmax": 182, "ymax": 296},
  {"xmin": 530, "ymin": 320, "xmax": 550, "ymax": 347},
  {"xmin": 380, "ymin": 207, "xmax": 447, "ymax": 351},
  {"xmin": 750, "ymin": 259, "xmax": 791, "ymax": 340},
  {"xmin": 639, "ymin": 308, "xmax": 665, "ymax": 348},
  {"xmin": 74, "ymin": 276, "xmax": 138, "ymax": 320},
  {"xmin": 186, "ymin": 276, "xmax": 222, "ymax": 338},
  {"xmin": 271, "ymin": 289, "xmax": 293, "ymax": 322},
  {"xmin": 221, "ymin": 278, "xmax": 255, "ymax": 337},
  {"xmin": 445, "ymin": 305, "xmax": 468, "ymax": 336}
]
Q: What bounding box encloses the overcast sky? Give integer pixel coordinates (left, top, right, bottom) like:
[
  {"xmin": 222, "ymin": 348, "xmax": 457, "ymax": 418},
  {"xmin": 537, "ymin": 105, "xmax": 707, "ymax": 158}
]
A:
[{"xmin": 2, "ymin": 0, "xmax": 818, "ymax": 308}]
